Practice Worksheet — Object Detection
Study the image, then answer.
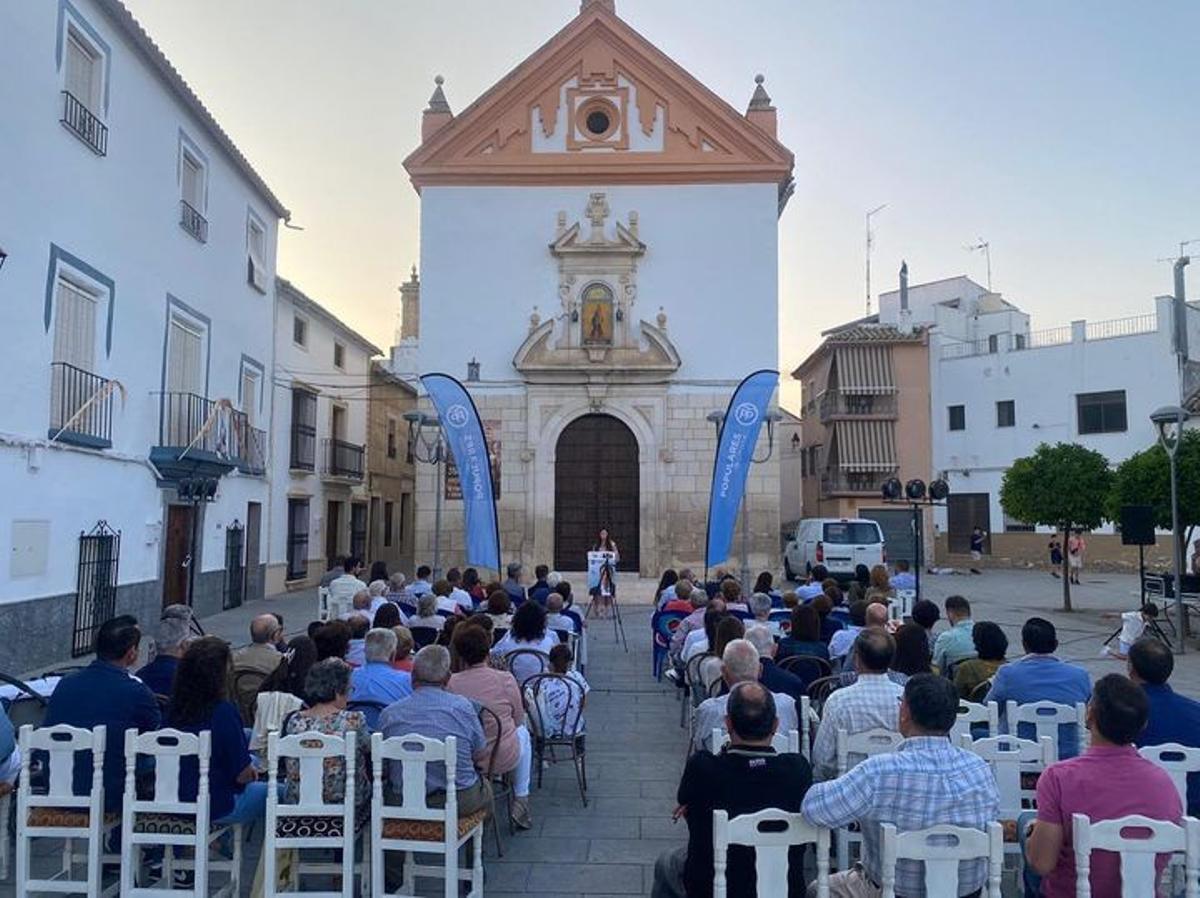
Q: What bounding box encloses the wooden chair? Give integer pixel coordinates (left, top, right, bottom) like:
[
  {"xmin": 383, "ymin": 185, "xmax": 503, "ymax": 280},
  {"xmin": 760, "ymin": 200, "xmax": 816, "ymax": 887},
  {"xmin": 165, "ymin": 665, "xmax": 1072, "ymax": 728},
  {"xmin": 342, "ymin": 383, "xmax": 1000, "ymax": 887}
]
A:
[
  {"xmin": 1071, "ymin": 812, "xmax": 1200, "ymax": 897},
  {"xmin": 712, "ymin": 808, "xmax": 829, "ymax": 898},
  {"xmin": 709, "ymin": 728, "xmax": 800, "ymax": 755},
  {"xmin": 950, "ymin": 700, "xmax": 1000, "ymax": 743},
  {"xmin": 265, "ymin": 729, "xmax": 366, "ymax": 898},
  {"xmin": 119, "ymin": 728, "xmax": 242, "ymax": 897},
  {"xmin": 879, "ymin": 822, "xmax": 1003, "ymax": 898},
  {"xmin": 835, "ymin": 728, "xmax": 904, "ymax": 870},
  {"xmin": 369, "ymin": 733, "xmax": 483, "ymax": 898},
  {"xmin": 1004, "ymin": 700, "xmax": 1087, "ymax": 760},
  {"xmin": 16, "ymin": 723, "xmax": 119, "ymax": 898},
  {"xmin": 523, "ymin": 674, "xmax": 588, "ymax": 807}
]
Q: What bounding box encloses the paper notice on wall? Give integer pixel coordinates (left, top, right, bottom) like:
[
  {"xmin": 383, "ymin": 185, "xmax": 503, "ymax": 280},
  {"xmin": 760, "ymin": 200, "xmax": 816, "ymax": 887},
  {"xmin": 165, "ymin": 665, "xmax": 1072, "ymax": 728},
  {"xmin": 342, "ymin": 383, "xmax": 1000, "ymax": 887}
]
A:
[{"xmin": 445, "ymin": 419, "xmax": 501, "ymax": 500}]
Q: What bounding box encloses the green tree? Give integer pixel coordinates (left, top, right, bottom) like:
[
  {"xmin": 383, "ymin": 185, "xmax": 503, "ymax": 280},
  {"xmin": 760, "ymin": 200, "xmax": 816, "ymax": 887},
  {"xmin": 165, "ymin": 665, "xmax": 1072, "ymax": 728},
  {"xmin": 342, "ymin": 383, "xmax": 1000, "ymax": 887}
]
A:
[
  {"xmin": 1109, "ymin": 429, "xmax": 1200, "ymax": 561},
  {"xmin": 1000, "ymin": 442, "xmax": 1114, "ymax": 611}
]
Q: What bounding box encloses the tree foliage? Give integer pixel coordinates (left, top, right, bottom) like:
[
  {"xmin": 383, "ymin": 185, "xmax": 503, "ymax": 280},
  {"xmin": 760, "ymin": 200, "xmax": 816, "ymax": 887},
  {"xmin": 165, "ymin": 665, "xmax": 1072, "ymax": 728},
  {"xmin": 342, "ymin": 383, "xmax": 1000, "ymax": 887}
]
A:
[
  {"xmin": 1001, "ymin": 442, "xmax": 1114, "ymax": 611},
  {"xmin": 1109, "ymin": 430, "xmax": 1200, "ymax": 535}
]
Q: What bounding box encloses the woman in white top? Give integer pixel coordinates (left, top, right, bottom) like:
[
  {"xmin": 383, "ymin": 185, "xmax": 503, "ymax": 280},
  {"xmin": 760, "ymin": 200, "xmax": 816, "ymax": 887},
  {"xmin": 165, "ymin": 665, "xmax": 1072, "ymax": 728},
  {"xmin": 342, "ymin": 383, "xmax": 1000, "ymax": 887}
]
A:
[{"xmin": 493, "ymin": 601, "xmax": 559, "ymax": 687}]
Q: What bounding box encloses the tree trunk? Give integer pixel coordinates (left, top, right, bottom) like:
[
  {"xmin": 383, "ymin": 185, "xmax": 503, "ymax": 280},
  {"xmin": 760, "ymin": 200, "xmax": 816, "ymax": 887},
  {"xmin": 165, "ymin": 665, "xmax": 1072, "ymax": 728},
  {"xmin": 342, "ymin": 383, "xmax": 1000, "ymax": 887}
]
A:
[{"xmin": 1061, "ymin": 525, "xmax": 1073, "ymax": 612}]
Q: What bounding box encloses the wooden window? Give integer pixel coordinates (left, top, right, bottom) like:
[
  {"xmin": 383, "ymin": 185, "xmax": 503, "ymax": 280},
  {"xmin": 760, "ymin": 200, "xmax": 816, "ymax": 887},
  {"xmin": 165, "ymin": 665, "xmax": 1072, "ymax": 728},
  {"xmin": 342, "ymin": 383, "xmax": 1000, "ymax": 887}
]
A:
[
  {"xmin": 166, "ymin": 316, "xmax": 204, "ymax": 396},
  {"xmin": 64, "ymin": 30, "xmax": 100, "ymax": 112}
]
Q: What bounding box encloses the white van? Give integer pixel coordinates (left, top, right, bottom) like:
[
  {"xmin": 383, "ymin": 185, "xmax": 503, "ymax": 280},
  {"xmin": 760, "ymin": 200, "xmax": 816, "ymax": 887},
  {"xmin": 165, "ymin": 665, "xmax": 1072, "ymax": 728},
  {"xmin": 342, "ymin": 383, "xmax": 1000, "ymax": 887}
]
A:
[{"xmin": 783, "ymin": 518, "xmax": 886, "ymax": 581}]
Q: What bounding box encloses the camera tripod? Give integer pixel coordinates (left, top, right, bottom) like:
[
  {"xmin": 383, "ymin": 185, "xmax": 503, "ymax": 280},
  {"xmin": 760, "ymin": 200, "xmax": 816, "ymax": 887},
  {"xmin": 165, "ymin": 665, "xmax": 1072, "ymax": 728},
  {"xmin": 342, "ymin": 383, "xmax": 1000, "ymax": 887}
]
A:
[{"xmin": 584, "ymin": 559, "xmax": 628, "ymax": 651}]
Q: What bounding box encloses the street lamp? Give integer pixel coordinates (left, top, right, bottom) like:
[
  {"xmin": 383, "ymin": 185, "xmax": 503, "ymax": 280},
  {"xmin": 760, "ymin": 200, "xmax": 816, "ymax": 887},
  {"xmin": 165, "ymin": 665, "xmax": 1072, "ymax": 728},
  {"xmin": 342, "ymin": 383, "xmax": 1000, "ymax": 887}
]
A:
[
  {"xmin": 1151, "ymin": 404, "xmax": 1191, "ymax": 651},
  {"xmin": 405, "ymin": 410, "xmax": 445, "ymax": 580},
  {"xmin": 707, "ymin": 409, "xmax": 784, "ymax": 588}
]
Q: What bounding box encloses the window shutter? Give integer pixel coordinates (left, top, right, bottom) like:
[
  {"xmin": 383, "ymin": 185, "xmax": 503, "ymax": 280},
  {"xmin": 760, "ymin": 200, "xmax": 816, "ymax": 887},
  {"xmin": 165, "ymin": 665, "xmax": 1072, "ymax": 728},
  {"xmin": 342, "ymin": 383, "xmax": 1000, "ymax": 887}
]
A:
[
  {"xmin": 181, "ymin": 155, "xmax": 202, "ymax": 208},
  {"xmin": 241, "ymin": 370, "xmax": 258, "ymax": 426},
  {"xmin": 53, "ymin": 279, "xmax": 97, "ymax": 371},
  {"xmin": 65, "ymin": 33, "xmax": 98, "ymax": 111},
  {"xmin": 167, "ymin": 317, "xmax": 204, "ymax": 396}
]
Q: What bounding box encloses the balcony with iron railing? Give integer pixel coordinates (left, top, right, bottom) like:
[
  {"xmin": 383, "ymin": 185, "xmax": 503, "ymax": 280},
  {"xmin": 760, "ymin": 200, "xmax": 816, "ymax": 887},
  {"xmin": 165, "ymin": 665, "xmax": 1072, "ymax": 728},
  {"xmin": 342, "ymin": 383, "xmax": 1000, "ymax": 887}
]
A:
[
  {"xmin": 60, "ymin": 91, "xmax": 107, "ymax": 156},
  {"xmin": 941, "ymin": 313, "xmax": 1160, "ymax": 360},
  {"xmin": 179, "ymin": 200, "xmax": 208, "ymax": 243},
  {"xmin": 155, "ymin": 392, "xmax": 266, "ymax": 475},
  {"xmin": 48, "ymin": 362, "xmax": 114, "ymax": 449},
  {"xmin": 322, "ymin": 438, "xmax": 365, "ymax": 480},
  {"xmin": 820, "ymin": 470, "xmax": 897, "ymax": 497},
  {"xmin": 817, "ymin": 390, "xmax": 898, "ymax": 423}
]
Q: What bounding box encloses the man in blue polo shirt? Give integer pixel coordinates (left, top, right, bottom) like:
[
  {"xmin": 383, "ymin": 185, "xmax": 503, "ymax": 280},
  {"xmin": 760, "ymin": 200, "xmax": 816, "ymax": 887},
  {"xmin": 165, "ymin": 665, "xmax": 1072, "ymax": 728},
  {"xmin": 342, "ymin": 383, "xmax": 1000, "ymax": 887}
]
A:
[
  {"xmin": 989, "ymin": 617, "xmax": 1091, "ymax": 758},
  {"xmin": 1129, "ymin": 637, "xmax": 1200, "ymax": 815},
  {"xmin": 43, "ymin": 615, "xmax": 162, "ymax": 810}
]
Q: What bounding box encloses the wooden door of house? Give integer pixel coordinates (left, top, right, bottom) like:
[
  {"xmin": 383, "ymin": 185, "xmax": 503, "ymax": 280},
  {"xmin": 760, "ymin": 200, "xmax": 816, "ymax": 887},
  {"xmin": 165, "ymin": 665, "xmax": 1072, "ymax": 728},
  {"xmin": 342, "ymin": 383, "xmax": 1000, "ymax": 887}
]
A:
[{"xmin": 163, "ymin": 504, "xmax": 194, "ymax": 607}]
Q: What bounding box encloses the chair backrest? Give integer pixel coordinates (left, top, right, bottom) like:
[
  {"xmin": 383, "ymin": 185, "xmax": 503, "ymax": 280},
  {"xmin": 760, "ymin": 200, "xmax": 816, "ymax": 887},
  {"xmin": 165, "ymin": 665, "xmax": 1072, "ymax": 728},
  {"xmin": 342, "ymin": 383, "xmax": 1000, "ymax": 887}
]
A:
[
  {"xmin": 807, "ymin": 675, "xmax": 841, "ymax": 711},
  {"xmin": 686, "ymin": 652, "xmax": 716, "ymax": 706},
  {"xmin": 950, "ymin": 700, "xmax": 1000, "ymax": 742},
  {"xmin": 799, "ymin": 696, "xmax": 818, "ymax": 762},
  {"xmin": 267, "ymin": 729, "xmax": 356, "ymax": 831},
  {"xmin": 19, "ymin": 723, "xmax": 105, "ymax": 809},
  {"xmin": 886, "ymin": 602, "xmax": 903, "ymax": 624},
  {"xmin": 960, "ymin": 734, "xmax": 1055, "ymax": 818},
  {"xmin": 712, "ymin": 808, "xmax": 829, "ymax": 898},
  {"xmin": 523, "ymin": 673, "xmax": 586, "ymax": 741},
  {"xmin": 968, "ymin": 678, "xmax": 994, "ymax": 704},
  {"xmin": 651, "ymin": 610, "xmax": 687, "ymax": 646},
  {"xmin": 347, "ymin": 699, "xmax": 388, "ymax": 732},
  {"xmin": 3, "ymin": 697, "xmax": 47, "ymax": 732},
  {"xmin": 317, "ymin": 586, "xmax": 331, "ymax": 621},
  {"xmin": 1071, "ymin": 813, "xmax": 1198, "ymax": 897},
  {"xmin": 880, "ymin": 822, "xmax": 1003, "ymax": 898},
  {"xmin": 1138, "ymin": 743, "xmax": 1200, "ymax": 810},
  {"xmin": 777, "ymin": 654, "xmax": 832, "ymax": 685},
  {"xmin": 410, "ymin": 626, "xmax": 439, "ymax": 649},
  {"xmin": 836, "ymin": 728, "xmax": 904, "ymax": 776},
  {"xmin": 894, "ymin": 589, "xmax": 916, "ymax": 618},
  {"xmin": 1005, "ymin": 700, "xmax": 1086, "ymax": 760},
  {"xmin": 370, "ymin": 732, "xmax": 455, "ymax": 825},
  {"xmin": 710, "ymin": 728, "xmax": 800, "ymax": 755},
  {"xmin": 397, "ymin": 601, "xmax": 417, "ymax": 619},
  {"xmin": 504, "ymin": 648, "xmax": 550, "ymax": 688},
  {"xmin": 768, "ymin": 610, "xmax": 792, "ymax": 637},
  {"xmin": 477, "ymin": 705, "xmax": 505, "ymax": 778},
  {"xmin": 124, "ymin": 727, "xmax": 209, "ymax": 817}
]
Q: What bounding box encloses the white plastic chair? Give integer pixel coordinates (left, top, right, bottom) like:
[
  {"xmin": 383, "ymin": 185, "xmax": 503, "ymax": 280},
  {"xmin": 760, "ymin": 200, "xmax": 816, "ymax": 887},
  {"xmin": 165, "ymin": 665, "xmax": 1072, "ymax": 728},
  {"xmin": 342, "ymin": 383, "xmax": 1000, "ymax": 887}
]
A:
[
  {"xmin": 265, "ymin": 729, "xmax": 366, "ymax": 898},
  {"xmin": 950, "ymin": 700, "xmax": 1000, "ymax": 743},
  {"xmin": 880, "ymin": 822, "xmax": 1003, "ymax": 898},
  {"xmin": 317, "ymin": 586, "xmax": 332, "ymax": 622},
  {"xmin": 800, "ymin": 696, "xmax": 818, "ymax": 763},
  {"xmin": 835, "ymin": 728, "xmax": 904, "ymax": 871},
  {"xmin": 369, "ymin": 732, "xmax": 483, "ymax": 898},
  {"xmin": 710, "ymin": 728, "xmax": 800, "ymax": 755},
  {"xmin": 1071, "ymin": 812, "xmax": 1200, "ymax": 897},
  {"xmin": 1139, "ymin": 743, "xmax": 1200, "ymax": 810},
  {"xmin": 894, "ymin": 590, "xmax": 916, "ymax": 619},
  {"xmin": 712, "ymin": 808, "xmax": 830, "ymax": 898},
  {"xmin": 1005, "ymin": 700, "xmax": 1087, "ymax": 760},
  {"xmin": 0, "ymin": 788, "xmax": 10, "ymax": 882},
  {"xmin": 120, "ymin": 728, "xmax": 242, "ymax": 897},
  {"xmin": 16, "ymin": 723, "xmax": 119, "ymax": 898}
]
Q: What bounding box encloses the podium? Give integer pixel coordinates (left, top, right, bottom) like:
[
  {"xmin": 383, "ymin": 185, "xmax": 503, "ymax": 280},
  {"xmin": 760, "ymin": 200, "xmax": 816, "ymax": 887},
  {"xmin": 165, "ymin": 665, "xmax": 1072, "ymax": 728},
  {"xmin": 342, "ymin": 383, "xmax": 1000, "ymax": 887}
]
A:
[{"xmin": 587, "ymin": 551, "xmax": 617, "ymax": 596}]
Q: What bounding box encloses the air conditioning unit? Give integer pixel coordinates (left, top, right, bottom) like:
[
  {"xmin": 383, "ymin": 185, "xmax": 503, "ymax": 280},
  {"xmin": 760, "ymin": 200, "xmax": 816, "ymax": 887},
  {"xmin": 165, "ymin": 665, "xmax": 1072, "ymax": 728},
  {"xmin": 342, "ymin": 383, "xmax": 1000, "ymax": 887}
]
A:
[{"xmin": 247, "ymin": 257, "xmax": 267, "ymax": 293}]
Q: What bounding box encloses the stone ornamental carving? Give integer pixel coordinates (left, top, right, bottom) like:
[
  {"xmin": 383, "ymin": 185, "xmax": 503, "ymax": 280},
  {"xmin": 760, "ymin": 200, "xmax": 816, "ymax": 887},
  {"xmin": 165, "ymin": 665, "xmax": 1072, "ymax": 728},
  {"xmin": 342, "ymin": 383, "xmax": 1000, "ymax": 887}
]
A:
[{"xmin": 513, "ymin": 192, "xmax": 679, "ymax": 384}]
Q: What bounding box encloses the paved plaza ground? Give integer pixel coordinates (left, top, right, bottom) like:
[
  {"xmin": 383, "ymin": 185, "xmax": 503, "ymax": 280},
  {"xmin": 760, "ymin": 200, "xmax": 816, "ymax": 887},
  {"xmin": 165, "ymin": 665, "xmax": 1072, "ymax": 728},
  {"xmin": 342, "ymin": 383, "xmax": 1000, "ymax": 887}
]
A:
[{"xmin": 4, "ymin": 567, "xmax": 1198, "ymax": 895}]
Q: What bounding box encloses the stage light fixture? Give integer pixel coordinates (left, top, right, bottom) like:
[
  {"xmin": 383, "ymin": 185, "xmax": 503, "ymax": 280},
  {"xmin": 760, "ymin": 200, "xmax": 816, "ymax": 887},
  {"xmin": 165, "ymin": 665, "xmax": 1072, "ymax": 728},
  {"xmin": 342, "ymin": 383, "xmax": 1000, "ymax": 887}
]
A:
[
  {"xmin": 929, "ymin": 479, "xmax": 951, "ymax": 501},
  {"xmin": 905, "ymin": 478, "xmax": 926, "ymax": 500}
]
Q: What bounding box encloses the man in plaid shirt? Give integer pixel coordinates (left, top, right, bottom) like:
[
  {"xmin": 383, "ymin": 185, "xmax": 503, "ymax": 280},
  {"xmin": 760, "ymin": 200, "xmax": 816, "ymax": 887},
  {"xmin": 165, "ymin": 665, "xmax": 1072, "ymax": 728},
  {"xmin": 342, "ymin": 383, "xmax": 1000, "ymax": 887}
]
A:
[{"xmin": 802, "ymin": 675, "xmax": 999, "ymax": 897}]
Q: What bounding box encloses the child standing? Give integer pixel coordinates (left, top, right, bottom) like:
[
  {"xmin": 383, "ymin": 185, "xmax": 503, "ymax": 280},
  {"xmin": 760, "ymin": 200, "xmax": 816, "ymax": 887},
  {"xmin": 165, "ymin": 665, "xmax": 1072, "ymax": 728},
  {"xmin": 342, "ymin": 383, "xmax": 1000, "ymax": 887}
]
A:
[
  {"xmin": 1048, "ymin": 535, "xmax": 1063, "ymax": 578},
  {"xmin": 1101, "ymin": 602, "xmax": 1159, "ymax": 659}
]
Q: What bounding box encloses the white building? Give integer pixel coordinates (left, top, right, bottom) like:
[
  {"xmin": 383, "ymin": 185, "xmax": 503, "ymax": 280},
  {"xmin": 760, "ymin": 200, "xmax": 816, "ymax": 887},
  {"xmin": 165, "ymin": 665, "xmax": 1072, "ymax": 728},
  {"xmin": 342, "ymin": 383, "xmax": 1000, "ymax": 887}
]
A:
[
  {"xmin": 0, "ymin": 0, "xmax": 286, "ymax": 670},
  {"xmin": 393, "ymin": 0, "xmax": 793, "ymax": 576},
  {"xmin": 877, "ymin": 273, "xmax": 1200, "ymax": 557},
  {"xmin": 270, "ymin": 279, "xmax": 381, "ymax": 593}
]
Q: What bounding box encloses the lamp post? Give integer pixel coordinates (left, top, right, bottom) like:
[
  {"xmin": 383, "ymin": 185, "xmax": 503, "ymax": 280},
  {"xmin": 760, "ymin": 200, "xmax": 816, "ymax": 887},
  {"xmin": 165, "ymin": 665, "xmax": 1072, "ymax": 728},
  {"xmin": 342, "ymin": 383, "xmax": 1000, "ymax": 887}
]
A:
[
  {"xmin": 881, "ymin": 477, "xmax": 951, "ymax": 603},
  {"xmin": 1151, "ymin": 404, "xmax": 1191, "ymax": 651},
  {"xmin": 405, "ymin": 410, "xmax": 445, "ymax": 580},
  {"xmin": 707, "ymin": 409, "xmax": 783, "ymax": 588}
]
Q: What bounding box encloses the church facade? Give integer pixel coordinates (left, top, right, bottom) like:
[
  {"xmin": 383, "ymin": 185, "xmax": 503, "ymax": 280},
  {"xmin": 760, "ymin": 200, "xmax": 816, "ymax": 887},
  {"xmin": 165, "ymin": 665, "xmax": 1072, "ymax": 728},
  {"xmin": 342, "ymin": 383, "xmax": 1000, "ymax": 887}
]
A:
[{"xmin": 392, "ymin": 0, "xmax": 794, "ymax": 577}]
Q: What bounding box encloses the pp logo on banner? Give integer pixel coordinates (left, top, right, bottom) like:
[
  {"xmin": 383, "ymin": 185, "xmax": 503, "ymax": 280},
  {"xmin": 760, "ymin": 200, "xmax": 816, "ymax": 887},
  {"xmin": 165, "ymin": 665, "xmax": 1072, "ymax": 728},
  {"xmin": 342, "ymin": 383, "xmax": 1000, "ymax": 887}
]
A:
[
  {"xmin": 445, "ymin": 404, "xmax": 470, "ymax": 429},
  {"xmin": 733, "ymin": 402, "xmax": 759, "ymax": 427}
]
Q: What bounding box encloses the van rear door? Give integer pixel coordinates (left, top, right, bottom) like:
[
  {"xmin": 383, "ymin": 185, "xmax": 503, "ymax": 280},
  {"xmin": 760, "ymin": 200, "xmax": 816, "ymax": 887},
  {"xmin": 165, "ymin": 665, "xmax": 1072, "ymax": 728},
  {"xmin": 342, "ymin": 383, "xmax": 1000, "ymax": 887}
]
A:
[{"xmin": 821, "ymin": 521, "xmax": 883, "ymax": 573}]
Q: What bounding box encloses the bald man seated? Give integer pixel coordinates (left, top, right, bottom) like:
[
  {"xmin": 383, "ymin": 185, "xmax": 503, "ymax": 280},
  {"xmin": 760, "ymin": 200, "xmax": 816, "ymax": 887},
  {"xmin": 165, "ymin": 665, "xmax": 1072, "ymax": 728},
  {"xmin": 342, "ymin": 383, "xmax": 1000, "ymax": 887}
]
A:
[{"xmin": 233, "ymin": 614, "xmax": 286, "ymax": 676}]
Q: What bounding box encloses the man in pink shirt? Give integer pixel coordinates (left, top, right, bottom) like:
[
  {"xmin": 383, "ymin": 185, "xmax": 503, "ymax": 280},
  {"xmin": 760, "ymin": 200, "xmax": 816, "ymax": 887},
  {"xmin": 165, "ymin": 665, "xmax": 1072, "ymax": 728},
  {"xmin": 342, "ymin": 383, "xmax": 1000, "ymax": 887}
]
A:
[{"xmin": 1026, "ymin": 673, "xmax": 1182, "ymax": 897}]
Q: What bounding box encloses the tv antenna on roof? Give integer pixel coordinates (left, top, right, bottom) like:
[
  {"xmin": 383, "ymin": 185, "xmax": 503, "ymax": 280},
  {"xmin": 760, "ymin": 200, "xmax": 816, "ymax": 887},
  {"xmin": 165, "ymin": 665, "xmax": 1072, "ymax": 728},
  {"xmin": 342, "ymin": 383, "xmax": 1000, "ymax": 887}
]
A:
[
  {"xmin": 865, "ymin": 204, "xmax": 887, "ymax": 316},
  {"xmin": 965, "ymin": 239, "xmax": 992, "ymax": 291}
]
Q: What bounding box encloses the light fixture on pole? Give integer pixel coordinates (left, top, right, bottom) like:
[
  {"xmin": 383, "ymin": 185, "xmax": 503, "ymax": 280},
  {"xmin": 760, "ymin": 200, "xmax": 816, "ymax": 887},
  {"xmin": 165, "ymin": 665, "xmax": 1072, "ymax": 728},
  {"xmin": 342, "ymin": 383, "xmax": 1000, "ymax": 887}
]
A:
[
  {"xmin": 881, "ymin": 476, "xmax": 951, "ymax": 603},
  {"xmin": 1151, "ymin": 404, "xmax": 1191, "ymax": 652},
  {"xmin": 707, "ymin": 409, "xmax": 784, "ymax": 588},
  {"xmin": 405, "ymin": 409, "xmax": 445, "ymax": 580}
]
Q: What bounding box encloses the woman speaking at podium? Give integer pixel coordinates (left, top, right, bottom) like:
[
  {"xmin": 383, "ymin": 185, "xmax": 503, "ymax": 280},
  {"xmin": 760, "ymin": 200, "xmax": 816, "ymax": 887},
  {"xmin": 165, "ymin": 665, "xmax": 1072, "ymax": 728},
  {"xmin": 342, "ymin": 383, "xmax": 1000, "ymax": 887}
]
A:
[{"xmin": 591, "ymin": 527, "xmax": 619, "ymax": 618}]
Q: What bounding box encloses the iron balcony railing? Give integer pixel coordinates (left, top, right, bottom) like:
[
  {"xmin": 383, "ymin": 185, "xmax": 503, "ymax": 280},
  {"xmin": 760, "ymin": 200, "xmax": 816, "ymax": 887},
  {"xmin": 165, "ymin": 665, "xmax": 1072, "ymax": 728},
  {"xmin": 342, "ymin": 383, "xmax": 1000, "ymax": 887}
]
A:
[
  {"xmin": 323, "ymin": 437, "xmax": 365, "ymax": 480},
  {"xmin": 817, "ymin": 390, "xmax": 898, "ymax": 422},
  {"xmin": 179, "ymin": 200, "xmax": 208, "ymax": 243},
  {"xmin": 60, "ymin": 91, "xmax": 107, "ymax": 155},
  {"xmin": 49, "ymin": 362, "xmax": 114, "ymax": 447},
  {"xmin": 820, "ymin": 471, "xmax": 897, "ymax": 496},
  {"xmin": 159, "ymin": 391, "xmax": 266, "ymax": 472}
]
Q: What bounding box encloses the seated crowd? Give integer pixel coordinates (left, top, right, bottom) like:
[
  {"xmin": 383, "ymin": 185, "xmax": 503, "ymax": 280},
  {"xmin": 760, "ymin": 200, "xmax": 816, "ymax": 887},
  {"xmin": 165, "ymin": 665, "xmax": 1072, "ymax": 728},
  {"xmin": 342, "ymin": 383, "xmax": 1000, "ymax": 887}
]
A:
[
  {"xmin": 2, "ymin": 554, "xmax": 592, "ymax": 892},
  {"xmin": 652, "ymin": 561, "xmax": 1200, "ymax": 897}
]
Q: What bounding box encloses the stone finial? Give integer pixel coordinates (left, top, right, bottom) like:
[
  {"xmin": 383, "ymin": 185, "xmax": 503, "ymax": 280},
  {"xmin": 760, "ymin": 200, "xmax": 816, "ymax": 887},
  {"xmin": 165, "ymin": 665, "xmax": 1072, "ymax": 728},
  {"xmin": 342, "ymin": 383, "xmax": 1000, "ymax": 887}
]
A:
[
  {"xmin": 422, "ymin": 75, "xmax": 454, "ymax": 142},
  {"xmin": 530, "ymin": 306, "xmax": 541, "ymax": 330},
  {"xmin": 746, "ymin": 74, "xmax": 778, "ymax": 138},
  {"xmin": 656, "ymin": 306, "xmax": 667, "ymax": 330}
]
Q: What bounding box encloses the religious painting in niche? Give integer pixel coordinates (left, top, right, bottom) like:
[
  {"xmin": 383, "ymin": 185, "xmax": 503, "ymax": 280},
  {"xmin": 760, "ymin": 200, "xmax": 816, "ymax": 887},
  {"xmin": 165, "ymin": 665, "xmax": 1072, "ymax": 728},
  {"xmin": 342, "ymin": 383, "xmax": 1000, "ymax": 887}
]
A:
[
  {"xmin": 581, "ymin": 283, "xmax": 614, "ymax": 345},
  {"xmin": 444, "ymin": 419, "xmax": 500, "ymax": 500}
]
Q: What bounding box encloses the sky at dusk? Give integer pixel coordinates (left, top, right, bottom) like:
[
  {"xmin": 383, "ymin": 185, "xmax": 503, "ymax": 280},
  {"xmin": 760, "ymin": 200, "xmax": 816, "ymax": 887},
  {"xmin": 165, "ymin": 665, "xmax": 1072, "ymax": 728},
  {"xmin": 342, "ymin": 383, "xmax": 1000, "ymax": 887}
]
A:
[{"xmin": 123, "ymin": 0, "xmax": 1200, "ymax": 411}]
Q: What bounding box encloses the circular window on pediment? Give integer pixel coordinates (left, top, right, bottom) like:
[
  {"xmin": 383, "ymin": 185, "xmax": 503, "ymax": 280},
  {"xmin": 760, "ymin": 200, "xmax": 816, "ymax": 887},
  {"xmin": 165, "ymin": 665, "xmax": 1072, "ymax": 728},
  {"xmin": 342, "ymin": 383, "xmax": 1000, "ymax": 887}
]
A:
[{"xmin": 577, "ymin": 98, "xmax": 620, "ymax": 141}]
